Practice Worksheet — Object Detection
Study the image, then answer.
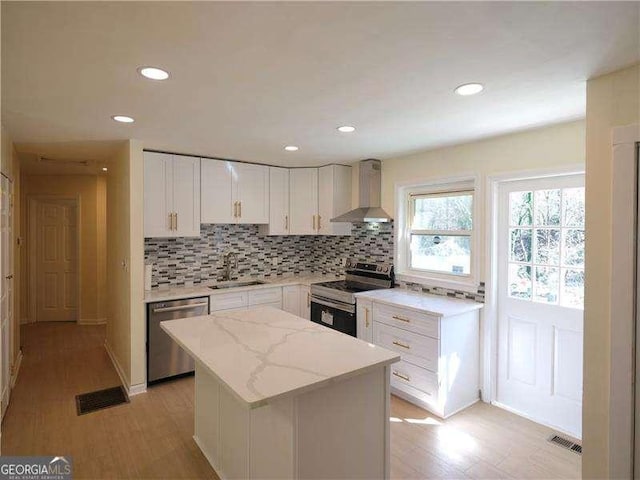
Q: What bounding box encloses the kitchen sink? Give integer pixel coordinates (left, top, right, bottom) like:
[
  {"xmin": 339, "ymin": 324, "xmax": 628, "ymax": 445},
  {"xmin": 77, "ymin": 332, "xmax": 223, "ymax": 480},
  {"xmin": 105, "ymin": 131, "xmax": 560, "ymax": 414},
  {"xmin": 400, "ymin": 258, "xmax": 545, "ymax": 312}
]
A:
[{"xmin": 209, "ymin": 280, "xmax": 267, "ymax": 290}]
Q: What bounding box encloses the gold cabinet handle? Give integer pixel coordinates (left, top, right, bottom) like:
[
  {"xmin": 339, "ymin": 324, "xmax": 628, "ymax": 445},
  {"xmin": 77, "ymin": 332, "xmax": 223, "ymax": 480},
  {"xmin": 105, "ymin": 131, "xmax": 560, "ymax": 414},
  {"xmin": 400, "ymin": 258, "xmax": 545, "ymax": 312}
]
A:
[
  {"xmin": 392, "ymin": 340, "xmax": 410, "ymax": 350},
  {"xmin": 312, "ymin": 215, "xmax": 316, "ymax": 231},
  {"xmin": 285, "ymin": 215, "xmax": 289, "ymax": 231},
  {"xmin": 233, "ymin": 202, "xmax": 238, "ymax": 218},
  {"xmin": 168, "ymin": 212, "xmax": 173, "ymax": 230},
  {"xmin": 392, "ymin": 371, "xmax": 410, "ymax": 382},
  {"xmin": 392, "ymin": 315, "xmax": 411, "ymax": 323},
  {"xmin": 238, "ymin": 201, "xmax": 242, "ymax": 218},
  {"xmin": 365, "ymin": 307, "xmax": 370, "ymax": 328},
  {"xmin": 318, "ymin": 215, "xmax": 322, "ymax": 231},
  {"xmin": 174, "ymin": 212, "xmax": 178, "ymax": 231},
  {"xmin": 307, "ymin": 292, "xmax": 310, "ymax": 308}
]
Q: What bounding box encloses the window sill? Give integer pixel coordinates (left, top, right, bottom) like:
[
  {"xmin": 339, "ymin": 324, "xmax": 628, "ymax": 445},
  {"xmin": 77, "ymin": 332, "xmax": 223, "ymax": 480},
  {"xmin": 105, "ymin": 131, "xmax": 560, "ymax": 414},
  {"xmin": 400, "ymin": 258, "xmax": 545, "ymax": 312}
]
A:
[{"xmin": 396, "ymin": 272, "xmax": 480, "ymax": 294}]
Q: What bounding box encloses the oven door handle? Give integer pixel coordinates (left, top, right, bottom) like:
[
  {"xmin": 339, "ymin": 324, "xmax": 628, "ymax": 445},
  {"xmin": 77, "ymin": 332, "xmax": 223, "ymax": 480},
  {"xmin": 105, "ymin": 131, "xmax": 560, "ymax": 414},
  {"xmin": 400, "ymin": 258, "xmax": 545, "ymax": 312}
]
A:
[{"xmin": 310, "ymin": 296, "xmax": 355, "ymax": 314}]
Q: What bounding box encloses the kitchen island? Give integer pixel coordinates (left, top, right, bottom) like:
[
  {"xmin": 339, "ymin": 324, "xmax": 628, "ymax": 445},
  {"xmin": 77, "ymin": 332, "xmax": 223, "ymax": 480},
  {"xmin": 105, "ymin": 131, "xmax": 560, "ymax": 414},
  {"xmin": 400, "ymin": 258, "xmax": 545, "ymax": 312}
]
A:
[{"xmin": 161, "ymin": 306, "xmax": 400, "ymax": 479}]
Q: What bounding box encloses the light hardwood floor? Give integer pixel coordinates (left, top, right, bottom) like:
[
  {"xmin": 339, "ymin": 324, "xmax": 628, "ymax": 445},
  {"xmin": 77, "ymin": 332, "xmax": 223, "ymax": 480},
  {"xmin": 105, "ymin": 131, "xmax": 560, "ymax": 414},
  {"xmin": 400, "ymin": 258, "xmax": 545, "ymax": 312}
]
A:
[{"xmin": 3, "ymin": 323, "xmax": 581, "ymax": 479}]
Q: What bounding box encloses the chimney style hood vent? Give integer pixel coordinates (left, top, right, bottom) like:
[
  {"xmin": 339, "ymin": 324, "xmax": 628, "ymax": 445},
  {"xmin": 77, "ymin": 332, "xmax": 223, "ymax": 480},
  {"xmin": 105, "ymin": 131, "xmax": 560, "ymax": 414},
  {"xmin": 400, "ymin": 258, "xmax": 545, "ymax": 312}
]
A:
[{"xmin": 331, "ymin": 159, "xmax": 392, "ymax": 223}]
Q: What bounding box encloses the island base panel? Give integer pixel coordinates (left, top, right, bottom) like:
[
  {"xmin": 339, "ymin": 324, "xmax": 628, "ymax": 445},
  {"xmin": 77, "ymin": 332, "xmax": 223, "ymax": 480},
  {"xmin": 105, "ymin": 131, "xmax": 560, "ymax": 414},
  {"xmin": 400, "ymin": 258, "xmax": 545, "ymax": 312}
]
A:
[{"xmin": 193, "ymin": 363, "xmax": 390, "ymax": 479}]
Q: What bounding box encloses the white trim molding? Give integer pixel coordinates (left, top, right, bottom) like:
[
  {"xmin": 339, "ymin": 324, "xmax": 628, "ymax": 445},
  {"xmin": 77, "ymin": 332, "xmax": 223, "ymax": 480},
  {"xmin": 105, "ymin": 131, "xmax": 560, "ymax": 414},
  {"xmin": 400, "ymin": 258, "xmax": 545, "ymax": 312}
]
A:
[
  {"xmin": 608, "ymin": 123, "xmax": 639, "ymax": 479},
  {"xmin": 10, "ymin": 349, "xmax": 23, "ymax": 389},
  {"xmin": 104, "ymin": 340, "xmax": 146, "ymax": 397},
  {"xmin": 78, "ymin": 318, "xmax": 107, "ymax": 326}
]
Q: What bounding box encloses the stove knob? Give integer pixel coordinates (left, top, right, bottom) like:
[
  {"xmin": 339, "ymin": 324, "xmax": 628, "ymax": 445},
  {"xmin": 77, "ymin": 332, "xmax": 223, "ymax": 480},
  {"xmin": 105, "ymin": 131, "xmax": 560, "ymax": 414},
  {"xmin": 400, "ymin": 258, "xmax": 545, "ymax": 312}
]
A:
[
  {"xmin": 383, "ymin": 267, "xmax": 389, "ymax": 273},
  {"xmin": 376, "ymin": 265, "xmax": 382, "ymax": 272}
]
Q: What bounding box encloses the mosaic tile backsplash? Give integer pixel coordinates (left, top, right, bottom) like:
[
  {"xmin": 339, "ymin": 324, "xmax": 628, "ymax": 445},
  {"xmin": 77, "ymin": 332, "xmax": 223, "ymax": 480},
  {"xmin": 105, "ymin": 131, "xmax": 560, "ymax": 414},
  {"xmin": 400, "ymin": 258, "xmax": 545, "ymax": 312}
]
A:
[
  {"xmin": 144, "ymin": 221, "xmax": 485, "ymax": 302},
  {"xmin": 144, "ymin": 222, "xmax": 394, "ymax": 288}
]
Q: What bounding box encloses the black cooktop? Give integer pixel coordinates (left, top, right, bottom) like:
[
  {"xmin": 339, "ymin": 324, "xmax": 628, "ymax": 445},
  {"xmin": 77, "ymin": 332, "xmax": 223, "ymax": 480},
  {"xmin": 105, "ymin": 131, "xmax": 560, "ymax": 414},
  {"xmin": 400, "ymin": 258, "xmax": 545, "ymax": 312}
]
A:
[{"xmin": 313, "ymin": 280, "xmax": 380, "ymax": 294}]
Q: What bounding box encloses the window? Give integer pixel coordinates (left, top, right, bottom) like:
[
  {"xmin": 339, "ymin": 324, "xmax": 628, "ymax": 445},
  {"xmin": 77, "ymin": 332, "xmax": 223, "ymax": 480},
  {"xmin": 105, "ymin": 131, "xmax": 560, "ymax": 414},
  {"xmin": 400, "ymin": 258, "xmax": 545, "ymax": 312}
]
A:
[
  {"xmin": 507, "ymin": 186, "xmax": 585, "ymax": 308},
  {"xmin": 408, "ymin": 189, "xmax": 474, "ymax": 276}
]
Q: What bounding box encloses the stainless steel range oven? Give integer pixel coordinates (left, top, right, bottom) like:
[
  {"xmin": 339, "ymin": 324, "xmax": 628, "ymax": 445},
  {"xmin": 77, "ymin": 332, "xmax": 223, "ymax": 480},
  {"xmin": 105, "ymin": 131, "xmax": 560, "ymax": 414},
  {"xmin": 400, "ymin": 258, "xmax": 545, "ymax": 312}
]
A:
[{"xmin": 310, "ymin": 259, "xmax": 394, "ymax": 337}]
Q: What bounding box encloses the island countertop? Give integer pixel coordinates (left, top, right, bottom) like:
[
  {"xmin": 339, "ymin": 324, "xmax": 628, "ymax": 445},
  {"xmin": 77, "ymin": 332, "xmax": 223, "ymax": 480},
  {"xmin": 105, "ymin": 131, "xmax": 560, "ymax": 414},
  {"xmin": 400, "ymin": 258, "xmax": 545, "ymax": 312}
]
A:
[{"xmin": 161, "ymin": 306, "xmax": 400, "ymax": 409}]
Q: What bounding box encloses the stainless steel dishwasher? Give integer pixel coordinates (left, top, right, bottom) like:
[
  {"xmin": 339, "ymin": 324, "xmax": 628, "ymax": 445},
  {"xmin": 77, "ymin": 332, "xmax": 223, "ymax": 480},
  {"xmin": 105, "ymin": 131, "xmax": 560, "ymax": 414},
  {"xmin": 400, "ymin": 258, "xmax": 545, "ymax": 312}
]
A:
[{"xmin": 147, "ymin": 296, "xmax": 209, "ymax": 384}]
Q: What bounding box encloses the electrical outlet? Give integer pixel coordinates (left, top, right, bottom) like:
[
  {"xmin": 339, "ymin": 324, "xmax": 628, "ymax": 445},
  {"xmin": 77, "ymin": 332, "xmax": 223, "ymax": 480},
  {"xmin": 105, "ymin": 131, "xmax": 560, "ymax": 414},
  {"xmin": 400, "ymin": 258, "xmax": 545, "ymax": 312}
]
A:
[
  {"xmin": 271, "ymin": 257, "xmax": 278, "ymax": 266},
  {"xmin": 342, "ymin": 258, "xmax": 348, "ymax": 266}
]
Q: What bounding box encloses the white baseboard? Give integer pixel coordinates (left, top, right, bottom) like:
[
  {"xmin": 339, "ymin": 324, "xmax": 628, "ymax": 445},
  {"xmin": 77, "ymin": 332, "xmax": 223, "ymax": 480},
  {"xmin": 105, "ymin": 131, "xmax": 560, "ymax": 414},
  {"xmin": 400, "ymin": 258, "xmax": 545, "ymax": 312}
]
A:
[
  {"xmin": 104, "ymin": 340, "xmax": 146, "ymax": 396},
  {"xmin": 78, "ymin": 318, "xmax": 107, "ymax": 326},
  {"xmin": 10, "ymin": 350, "xmax": 23, "ymax": 388},
  {"xmin": 129, "ymin": 383, "xmax": 147, "ymax": 396}
]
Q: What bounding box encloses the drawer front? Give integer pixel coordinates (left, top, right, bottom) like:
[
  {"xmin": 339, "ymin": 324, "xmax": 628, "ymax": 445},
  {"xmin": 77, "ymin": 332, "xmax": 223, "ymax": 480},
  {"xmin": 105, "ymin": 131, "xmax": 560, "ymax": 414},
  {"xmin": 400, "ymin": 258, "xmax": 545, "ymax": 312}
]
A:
[
  {"xmin": 210, "ymin": 291, "xmax": 248, "ymax": 311},
  {"xmin": 248, "ymin": 287, "xmax": 283, "ymax": 306},
  {"xmin": 374, "ymin": 322, "xmax": 438, "ymax": 372},
  {"xmin": 390, "ymin": 360, "xmax": 439, "ymax": 402},
  {"xmin": 373, "ymin": 303, "xmax": 439, "ymax": 338}
]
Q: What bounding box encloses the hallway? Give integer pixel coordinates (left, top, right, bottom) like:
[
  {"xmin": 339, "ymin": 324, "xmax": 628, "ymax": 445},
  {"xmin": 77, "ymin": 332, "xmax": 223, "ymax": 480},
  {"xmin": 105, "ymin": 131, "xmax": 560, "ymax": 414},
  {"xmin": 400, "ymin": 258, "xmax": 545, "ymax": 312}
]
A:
[{"xmin": 2, "ymin": 322, "xmax": 217, "ymax": 479}]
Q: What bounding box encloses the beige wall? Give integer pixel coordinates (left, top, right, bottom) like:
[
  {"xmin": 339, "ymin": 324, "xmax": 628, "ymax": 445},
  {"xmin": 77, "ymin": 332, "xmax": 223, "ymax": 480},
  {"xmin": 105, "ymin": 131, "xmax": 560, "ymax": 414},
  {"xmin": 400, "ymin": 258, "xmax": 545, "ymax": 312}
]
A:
[
  {"xmin": 1, "ymin": 125, "xmax": 22, "ymax": 374},
  {"xmin": 106, "ymin": 140, "xmax": 144, "ymax": 389},
  {"xmin": 356, "ymin": 120, "xmax": 586, "ymax": 283},
  {"xmin": 21, "ymin": 174, "xmax": 107, "ymax": 324},
  {"xmin": 583, "ymin": 63, "xmax": 640, "ymax": 478}
]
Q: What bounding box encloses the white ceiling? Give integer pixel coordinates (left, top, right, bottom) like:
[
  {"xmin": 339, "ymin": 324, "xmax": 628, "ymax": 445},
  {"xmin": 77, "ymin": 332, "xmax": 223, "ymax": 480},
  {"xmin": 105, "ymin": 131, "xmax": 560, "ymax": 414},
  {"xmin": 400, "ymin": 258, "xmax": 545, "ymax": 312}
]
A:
[{"xmin": 2, "ymin": 1, "xmax": 639, "ymax": 170}]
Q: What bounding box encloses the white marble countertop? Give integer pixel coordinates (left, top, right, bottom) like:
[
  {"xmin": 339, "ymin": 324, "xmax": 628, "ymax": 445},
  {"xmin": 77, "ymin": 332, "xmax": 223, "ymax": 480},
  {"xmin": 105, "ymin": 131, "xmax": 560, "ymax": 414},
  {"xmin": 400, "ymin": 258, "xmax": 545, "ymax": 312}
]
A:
[
  {"xmin": 144, "ymin": 273, "xmax": 342, "ymax": 303},
  {"xmin": 354, "ymin": 289, "xmax": 483, "ymax": 317},
  {"xmin": 161, "ymin": 306, "xmax": 400, "ymax": 408}
]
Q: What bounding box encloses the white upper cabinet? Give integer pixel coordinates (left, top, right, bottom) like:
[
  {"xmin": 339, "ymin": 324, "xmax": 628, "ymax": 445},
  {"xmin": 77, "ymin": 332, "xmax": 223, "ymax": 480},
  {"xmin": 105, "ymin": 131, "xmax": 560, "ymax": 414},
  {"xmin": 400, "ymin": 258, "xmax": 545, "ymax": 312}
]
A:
[
  {"xmin": 318, "ymin": 165, "xmax": 352, "ymax": 236},
  {"xmin": 289, "ymin": 168, "xmax": 319, "ymax": 235},
  {"xmin": 259, "ymin": 167, "xmax": 290, "ymax": 235},
  {"xmin": 201, "ymin": 159, "xmax": 269, "ymax": 224},
  {"xmin": 144, "ymin": 152, "xmax": 200, "ymax": 238},
  {"xmin": 233, "ymin": 163, "xmax": 269, "ymax": 224}
]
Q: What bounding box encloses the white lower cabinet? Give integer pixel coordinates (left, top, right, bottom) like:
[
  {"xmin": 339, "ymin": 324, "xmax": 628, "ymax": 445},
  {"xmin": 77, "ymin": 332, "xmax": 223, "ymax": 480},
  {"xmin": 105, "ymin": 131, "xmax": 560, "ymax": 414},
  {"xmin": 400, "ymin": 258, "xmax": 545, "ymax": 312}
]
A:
[
  {"xmin": 362, "ymin": 298, "xmax": 480, "ymax": 418},
  {"xmin": 356, "ymin": 298, "xmax": 373, "ymax": 342},
  {"xmin": 299, "ymin": 286, "xmax": 311, "ymax": 320},
  {"xmin": 282, "ymin": 285, "xmax": 301, "ymax": 317},
  {"xmin": 211, "ymin": 288, "xmax": 282, "ymax": 312}
]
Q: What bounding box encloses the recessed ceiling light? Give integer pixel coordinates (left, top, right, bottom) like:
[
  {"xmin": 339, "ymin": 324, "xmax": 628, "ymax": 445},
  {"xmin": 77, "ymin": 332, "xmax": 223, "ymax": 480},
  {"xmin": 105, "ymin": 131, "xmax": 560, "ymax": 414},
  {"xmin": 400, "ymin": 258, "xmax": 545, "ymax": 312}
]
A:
[
  {"xmin": 138, "ymin": 66, "xmax": 170, "ymax": 81},
  {"xmin": 337, "ymin": 125, "xmax": 356, "ymax": 133},
  {"xmin": 102, "ymin": 167, "xmax": 108, "ymax": 172},
  {"xmin": 454, "ymin": 83, "xmax": 484, "ymax": 96},
  {"xmin": 284, "ymin": 145, "xmax": 299, "ymax": 152},
  {"xmin": 112, "ymin": 115, "xmax": 135, "ymax": 123}
]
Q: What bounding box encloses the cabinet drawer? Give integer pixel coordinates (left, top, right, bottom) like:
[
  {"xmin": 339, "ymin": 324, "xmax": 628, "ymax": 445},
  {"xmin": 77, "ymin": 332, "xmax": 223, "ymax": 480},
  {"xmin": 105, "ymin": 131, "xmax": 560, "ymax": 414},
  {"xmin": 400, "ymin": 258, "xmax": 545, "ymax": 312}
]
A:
[
  {"xmin": 248, "ymin": 287, "xmax": 282, "ymax": 306},
  {"xmin": 374, "ymin": 322, "xmax": 438, "ymax": 372},
  {"xmin": 210, "ymin": 291, "xmax": 248, "ymax": 311},
  {"xmin": 373, "ymin": 303, "xmax": 439, "ymax": 338},
  {"xmin": 390, "ymin": 360, "xmax": 439, "ymax": 402}
]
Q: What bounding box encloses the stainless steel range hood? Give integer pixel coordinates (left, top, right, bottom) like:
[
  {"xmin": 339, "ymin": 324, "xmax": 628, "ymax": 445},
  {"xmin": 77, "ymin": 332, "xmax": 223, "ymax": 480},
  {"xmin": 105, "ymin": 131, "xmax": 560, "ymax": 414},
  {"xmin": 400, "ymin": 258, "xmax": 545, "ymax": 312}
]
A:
[{"xmin": 331, "ymin": 159, "xmax": 392, "ymax": 223}]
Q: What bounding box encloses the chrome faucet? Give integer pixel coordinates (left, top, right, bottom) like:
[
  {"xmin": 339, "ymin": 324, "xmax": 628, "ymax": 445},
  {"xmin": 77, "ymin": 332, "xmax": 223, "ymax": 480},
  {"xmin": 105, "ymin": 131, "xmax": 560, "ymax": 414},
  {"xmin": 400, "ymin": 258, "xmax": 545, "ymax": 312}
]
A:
[{"xmin": 221, "ymin": 252, "xmax": 238, "ymax": 281}]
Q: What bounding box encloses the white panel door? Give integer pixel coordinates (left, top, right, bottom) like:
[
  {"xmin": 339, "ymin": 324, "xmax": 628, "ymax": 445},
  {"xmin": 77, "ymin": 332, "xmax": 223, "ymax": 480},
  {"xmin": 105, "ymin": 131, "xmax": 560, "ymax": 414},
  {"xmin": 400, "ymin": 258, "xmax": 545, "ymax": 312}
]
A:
[
  {"xmin": 267, "ymin": 167, "xmax": 289, "ymax": 235},
  {"xmin": 318, "ymin": 165, "xmax": 352, "ymax": 236},
  {"xmin": 234, "ymin": 163, "xmax": 269, "ymax": 224},
  {"xmin": 143, "ymin": 152, "xmax": 173, "ymax": 237},
  {"xmin": 282, "ymin": 286, "xmax": 300, "ymax": 316},
  {"xmin": 1, "ymin": 176, "xmax": 12, "ymax": 416},
  {"xmin": 289, "ymin": 168, "xmax": 318, "ymax": 235},
  {"xmin": 201, "ymin": 159, "xmax": 234, "ymax": 224},
  {"xmin": 172, "ymin": 155, "xmax": 201, "ymax": 237},
  {"xmin": 497, "ymin": 174, "xmax": 584, "ymax": 438},
  {"xmin": 36, "ymin": 199, "xmax": 78, "ymax": 322}
]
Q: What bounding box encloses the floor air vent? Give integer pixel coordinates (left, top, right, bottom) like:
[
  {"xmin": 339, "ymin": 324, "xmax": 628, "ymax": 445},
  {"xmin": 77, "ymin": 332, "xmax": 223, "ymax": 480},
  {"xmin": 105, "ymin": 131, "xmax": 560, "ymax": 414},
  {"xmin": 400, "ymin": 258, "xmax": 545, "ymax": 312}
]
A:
[
  {"xmin": 76, "ymin": 386, "xmax": 129, "ymax": 415},
  {"xmin": 548, "ymin": 434, "xmax": 582, "ymax": 455}
]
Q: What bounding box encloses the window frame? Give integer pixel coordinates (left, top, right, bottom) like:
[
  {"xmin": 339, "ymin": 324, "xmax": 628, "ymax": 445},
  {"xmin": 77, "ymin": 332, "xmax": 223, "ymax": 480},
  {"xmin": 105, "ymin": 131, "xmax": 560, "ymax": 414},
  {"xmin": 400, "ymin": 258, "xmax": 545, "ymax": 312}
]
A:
[{"xmin": 395, "ymin": 175, "xmax": 480, "ymax": 291}]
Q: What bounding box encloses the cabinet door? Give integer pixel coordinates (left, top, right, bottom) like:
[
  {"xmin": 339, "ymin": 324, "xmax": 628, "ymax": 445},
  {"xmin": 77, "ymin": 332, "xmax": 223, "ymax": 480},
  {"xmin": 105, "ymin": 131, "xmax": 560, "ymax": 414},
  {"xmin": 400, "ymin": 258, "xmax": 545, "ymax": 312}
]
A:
[
  {"xmin": 318, "ymin": 165, "xmax": 352, "ymax": 236},
  {"xmin": 289, "ymin": 168, "xmax": 318, "ymax": 235},
  {"xmin": 144, "ymin": 152, "xmax": 173, "ymax": 237},
  {"xmin": 201, "ymin": 159, "xmax": 234, "ymax": 223},
  {"xmin": 356, "ymin": 299, "xmax": 373, "ymax": 342},
  {"xmin": 282, "ymin": 285, "xmax": 300, "ymax": 316},
  {"xmin": 266, "ymin": 167, "xmax": 290, "ymax": 235},
  {"xmin": 172, "ymin": 156, "xmax": 201, "ymax": 237},
  {"xmin": 299, "ymin": 285, "xmax": 311, "ymax": 320},
  {"xmin": 234, "ymin": 163, "xmax": 269, "ymax": 224}
]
